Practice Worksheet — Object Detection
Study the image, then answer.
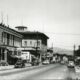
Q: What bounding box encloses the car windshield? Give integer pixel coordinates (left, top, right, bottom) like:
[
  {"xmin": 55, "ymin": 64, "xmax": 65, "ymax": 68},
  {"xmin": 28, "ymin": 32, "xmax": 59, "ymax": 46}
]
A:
[{"xmin": 16, "ymin": 60, "xmax": 22, "ymax": 64}]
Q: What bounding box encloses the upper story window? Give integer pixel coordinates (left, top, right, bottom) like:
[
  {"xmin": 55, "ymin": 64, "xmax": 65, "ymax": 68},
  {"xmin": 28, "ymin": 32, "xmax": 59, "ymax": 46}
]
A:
[
  {"xmin": 2, "ymin": 32, "xmax": 7, "ymax": 45},
  {"xmin": 24, "ymin": 41, "xmax": 27, "ymax": 46},
  {"xmin": 18, "ymin": 28, "xmax": 24, "ymax": 31},
  {"xmin": 38, "ymin": 41, "xmax": 40, "ymax": 46},
  {"xmin": 30, "ymin": 41, "xmax": 32, "ymax": 45}
]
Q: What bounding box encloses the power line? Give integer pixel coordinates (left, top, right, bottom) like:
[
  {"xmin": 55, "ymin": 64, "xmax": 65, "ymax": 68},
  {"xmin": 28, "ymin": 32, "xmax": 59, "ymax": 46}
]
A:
[{"xmin": 44, "ymin": 31, "xmax": 80, "ymax": 36}]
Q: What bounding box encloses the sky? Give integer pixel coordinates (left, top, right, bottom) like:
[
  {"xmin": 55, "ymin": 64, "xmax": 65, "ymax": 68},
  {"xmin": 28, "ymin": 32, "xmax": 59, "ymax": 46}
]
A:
[{"xmin": 0, "ymin": 0, "xmax": 80, "ymax": 50}]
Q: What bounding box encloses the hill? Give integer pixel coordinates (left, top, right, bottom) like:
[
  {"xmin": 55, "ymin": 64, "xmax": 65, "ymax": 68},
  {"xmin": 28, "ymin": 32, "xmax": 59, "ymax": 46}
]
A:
[{"xmin": 53, "ymin": 47, "xmax": 73, "ymax": 55}]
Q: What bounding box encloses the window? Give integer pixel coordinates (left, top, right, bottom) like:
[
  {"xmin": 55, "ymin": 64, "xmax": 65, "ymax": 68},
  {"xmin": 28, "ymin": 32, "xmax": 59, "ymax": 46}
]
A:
[
  {"xmin": 38, "ymin": 41, "xmax": 40, "ymax": 46},
  {"xmin": 2, "ymin": 32, "xmax": 7, "ymax": 45},
  {"xmin": 30, "ymin": 41, "xmax": 32, "ymax": 45},
  {"xmin": 18, "ymin": 28, "xmax": 24, "ymax": 31},
  {"xmin": 24, "ymin": 41, "xmax": 27, "ymax": 46}
]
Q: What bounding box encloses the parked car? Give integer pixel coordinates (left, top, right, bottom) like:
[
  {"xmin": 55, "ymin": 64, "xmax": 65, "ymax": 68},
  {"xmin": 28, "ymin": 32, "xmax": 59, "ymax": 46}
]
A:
[
  {"xmin": 75, "ymin": 58, "xmax": 80, "ymax": 73},
  {"xmin": 31, "ymin": 60, "xmax": 39, "ymax": 66},
  {"xmin": 60, "ymin": 61, "xmax": 65, "ymax": 64},
  {"xmin": 14, "ymin": 59, "xmax": 25, "ymax": 68},
  {"xmin": 0, "ymin": 60, "xmax": 8, "ymax": 66},
  {"xmin": 67, "ymin": 61, "xmax": 75, "ymax": 68},
  {"xmin": 75, "ymin": 66, "xmax": 80, "ymax": 73},
  {"xmin": 42, "ymin": 60, "xmax": 50, "ymax": 65}
]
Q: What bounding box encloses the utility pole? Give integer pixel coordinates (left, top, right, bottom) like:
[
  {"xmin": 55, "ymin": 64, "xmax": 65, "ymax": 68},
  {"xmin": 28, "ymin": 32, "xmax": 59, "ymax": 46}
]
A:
[
  {"xmin": 36, "ymin": 31, "xmax": 38, "ymax": 56},
  {"xmin": 73, "ymin": 45, "xmax": 76, "ymax": 56},
  {"xmin": 36, "ymin": 31, "xmax": 41, "ymax": 63},
  {"xmin": 73, "ymin": 45, "xmax": 76, "ymax": 62},
  {"xmin": 52, "ymin": 43, "xmax": 53, "ymax": 53}
]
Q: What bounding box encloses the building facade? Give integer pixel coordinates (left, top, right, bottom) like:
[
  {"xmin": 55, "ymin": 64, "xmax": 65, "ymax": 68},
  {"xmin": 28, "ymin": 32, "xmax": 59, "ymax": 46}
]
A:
[
  {"xmin": 15, "ymin": 26, "xmax": 49, "ymax": 62},
  {"xmin": 0, "ymin": 23, "xmax": 23, "ymax": 64}
]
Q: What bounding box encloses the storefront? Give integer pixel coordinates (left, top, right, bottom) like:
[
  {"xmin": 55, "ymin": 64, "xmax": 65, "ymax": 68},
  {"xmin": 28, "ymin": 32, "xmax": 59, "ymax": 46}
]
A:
[
  {"xmin": 0, "ymin": 45, "xmax": 22, "ymax": 65},
  {"xmin": 0, "ymin": 46, "xmax": 7, "ymax": 61}
]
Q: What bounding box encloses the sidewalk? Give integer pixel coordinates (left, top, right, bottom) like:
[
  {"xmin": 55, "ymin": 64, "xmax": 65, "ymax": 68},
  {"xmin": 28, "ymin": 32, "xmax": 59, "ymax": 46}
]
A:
[
  {"xmin": 0, "ymin": 65, "xmax": 14, "ymax": 71},
  {"xmin": 0, "ymin": 63, "xmax": 32, "ymax": 71},
  {"xmin": 0, "ymin": 63, "xmax": 43, "ymax": 71}
]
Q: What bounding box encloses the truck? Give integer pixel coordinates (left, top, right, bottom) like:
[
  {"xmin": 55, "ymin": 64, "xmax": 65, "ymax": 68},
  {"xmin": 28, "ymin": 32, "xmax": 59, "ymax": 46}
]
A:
[
  {"xmin": 75, "ymin": 57, "xmax": 80, "ymax": 72},
  {"xmin": 74, "ymin": 46, "xmax": 80, "ymax": 73},
  {"xmin": 67, "ymin": 55, "xmax": 75, "ymax": 68},
  {"xmin": 73, "ymin": 46, "xmax": 80, "ymax": 79}
]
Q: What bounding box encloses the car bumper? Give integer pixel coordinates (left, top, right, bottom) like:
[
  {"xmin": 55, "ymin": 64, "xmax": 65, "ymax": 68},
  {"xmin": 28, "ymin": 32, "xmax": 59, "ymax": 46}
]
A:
[{"xmin": 67, "ymin": 65, "xmax": 74, "ymax": 68}]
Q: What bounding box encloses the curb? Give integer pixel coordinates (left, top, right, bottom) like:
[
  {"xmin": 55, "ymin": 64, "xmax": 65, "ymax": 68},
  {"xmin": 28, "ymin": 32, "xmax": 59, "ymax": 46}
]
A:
[
  {"xmin": 0, "ymin": 66, "xmax": 14, "ymax": 71},
  {"xmin": 0, "ymin": 63, "xmax": 43, "ymax": 71},
  {"xmin": 0, "ymin": 64, "xmax": 32, "ymax": 71}
]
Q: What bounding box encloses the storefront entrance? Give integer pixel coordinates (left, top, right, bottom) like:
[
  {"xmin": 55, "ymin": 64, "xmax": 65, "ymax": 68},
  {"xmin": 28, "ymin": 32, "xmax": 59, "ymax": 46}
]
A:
[{"xmin": 0, "ymin": 47, "xmax": 6, "ymax": 61}]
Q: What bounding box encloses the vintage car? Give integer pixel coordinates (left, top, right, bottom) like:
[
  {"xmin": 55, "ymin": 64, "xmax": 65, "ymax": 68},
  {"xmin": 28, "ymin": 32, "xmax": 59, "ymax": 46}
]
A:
[
  {"xmin": 31, "ymin": 59, "xmax": 39, "ymax": 66},
  {"xmin": 42, "ymin": 60, "xmax": 50, "ymax": 65},
  {"xmin": 14, "ymin": 59, "xmax": 25, "ymax": 68},
  {"xmin": 67, "ymin": 61, "xmax": 75, "ymax": 68}
]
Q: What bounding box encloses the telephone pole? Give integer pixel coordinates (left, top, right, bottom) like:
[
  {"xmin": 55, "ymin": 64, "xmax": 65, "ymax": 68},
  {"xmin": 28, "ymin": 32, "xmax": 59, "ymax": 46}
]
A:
[
  {"xmin": 73, "ymin": 45, "xmax": 75, "ymax": 56},
  {"xmin": 73, "ymin": 45, "xmax": 76, "ymax": 61},
  {"xmin": 36, "ymin": 31, "xmax": 38, "ymax": 56}
]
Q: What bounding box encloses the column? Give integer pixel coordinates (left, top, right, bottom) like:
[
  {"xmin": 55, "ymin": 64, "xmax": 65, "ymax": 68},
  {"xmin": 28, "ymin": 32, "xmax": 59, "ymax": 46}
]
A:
[
  {"xmin": 4, "ymin": 49, "xmax": 7, "ymax": 62},
  {"xmin": 1, "ymin": 48, "xmax": 2, "ymax": 61},
  {"xmin": 39, "ymin": 54, "xmax": 42, "ymax": 63}
]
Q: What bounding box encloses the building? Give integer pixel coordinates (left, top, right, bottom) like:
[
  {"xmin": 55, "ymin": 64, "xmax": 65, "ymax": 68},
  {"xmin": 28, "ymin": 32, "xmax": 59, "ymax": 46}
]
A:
[
  {"xmin": 74, "ymin": 45, "xmax": 80, "ymax": 66},
  {"xmin": 46, "ymin": 47, "xmax": 53, "ymax": 62},
  {"xmin": 15, "ymin": 26, "xmax": 49, "ymax": 62},
  {"xmin": 0, "ymin": 23, "xmax": 23, "ymax": 65},
  {"xmin": 74, "ymin": 45, "xmax": 80, "ymax": 59}
]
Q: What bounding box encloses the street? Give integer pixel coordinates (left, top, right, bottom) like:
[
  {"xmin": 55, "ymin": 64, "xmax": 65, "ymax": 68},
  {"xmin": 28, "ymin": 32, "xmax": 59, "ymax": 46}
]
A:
[{"xmin": 0, "ymin": 63, "xmax": 78, "ymax": 80}]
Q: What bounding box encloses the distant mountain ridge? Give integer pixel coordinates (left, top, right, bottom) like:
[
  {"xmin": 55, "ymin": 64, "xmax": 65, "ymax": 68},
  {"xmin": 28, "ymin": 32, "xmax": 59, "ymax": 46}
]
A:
[{"xmin": 53, "ymin": 47, "xmax": 73, "ymax": 55}]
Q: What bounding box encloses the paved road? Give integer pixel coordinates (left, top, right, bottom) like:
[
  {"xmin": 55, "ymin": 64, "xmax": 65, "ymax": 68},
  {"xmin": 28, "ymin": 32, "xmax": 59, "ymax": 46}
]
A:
[{"xmin": 0, "ymin": 63, "xmax": 77, "ymax": 80}]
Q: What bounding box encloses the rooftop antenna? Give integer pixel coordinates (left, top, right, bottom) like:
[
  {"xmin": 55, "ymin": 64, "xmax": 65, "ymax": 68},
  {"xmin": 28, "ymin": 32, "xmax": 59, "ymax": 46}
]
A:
[
  {"xmin": 52, "ymin": 43, "xmax": 53, "ymax": 48},
  {"xmin": 52, "ymin": 43, "xmax": 54, "ymax": 52},
  {"xmin": 21, "ymin": 17, "xmax": 23, "ymax": 26},
  {"xmin": 1, "ymin": 12, "xmax": 3, "ymax": 24},
  {"xmin": 42, "ymin": 23, "xmax": 44, "ymax": 33},
  {"xmin": 7, "ymin": 14, "xmax": 9, "ymax": 27},
  {"xmin": 73, "ymin": 44, "xmax": 76, "ymax": 58}
]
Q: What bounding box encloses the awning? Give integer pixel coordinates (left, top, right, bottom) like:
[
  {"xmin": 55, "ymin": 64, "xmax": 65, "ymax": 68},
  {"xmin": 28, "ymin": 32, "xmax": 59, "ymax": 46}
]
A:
[
  {"xmin": 10, "ymin": 55, "xmax": 21, "ymax": 59},
  {"xmin": 0, "ymin": 46, "xmax": 6, "ymax": 49},
  {"xmin": 6, "ymin": 47, "xmax": 17, "ymax": 51},
  {"xmin": 17, "ymin": 47, "xmax": 36, "ymax": 51}
]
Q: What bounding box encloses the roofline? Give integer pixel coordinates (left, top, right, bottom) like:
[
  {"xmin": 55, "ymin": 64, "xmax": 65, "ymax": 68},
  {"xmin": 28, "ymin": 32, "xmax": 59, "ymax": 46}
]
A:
[
  {"xmin": 15, "ymin": 26, "xmax": 27, "ymax": 28},
  {"xmin": 0, "ymin": 23, "xmax": 23, "ymax": 38},
  {"xmin": 19, "ymin": 31, "xmax": 49, "ymax": 39}
]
